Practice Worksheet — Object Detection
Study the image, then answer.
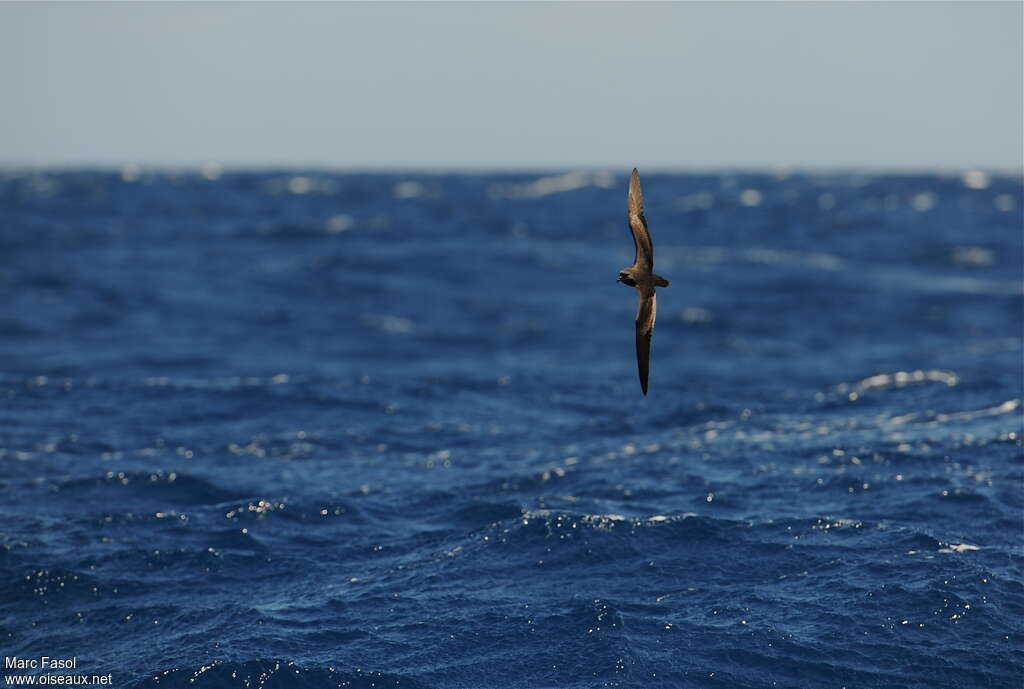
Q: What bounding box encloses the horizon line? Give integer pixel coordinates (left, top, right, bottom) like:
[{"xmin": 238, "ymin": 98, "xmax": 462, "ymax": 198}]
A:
[{"xmin": 2, "ymin": 162, "xmax": 1022, "ymax": 178}]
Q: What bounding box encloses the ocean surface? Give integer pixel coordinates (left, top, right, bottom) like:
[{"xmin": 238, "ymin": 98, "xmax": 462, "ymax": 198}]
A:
[{"xmin": 1, "ymin": 168, "xmax": 1021, "ymax": 689}]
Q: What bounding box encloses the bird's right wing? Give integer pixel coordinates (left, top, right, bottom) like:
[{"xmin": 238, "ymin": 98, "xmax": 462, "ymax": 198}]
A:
[
  {"xmin": 635, "ymin": 286, "xmax": 656, "ymax": 395},
  {"xmin": 628, "ymin": 168, "xmax": 653, "ymax": 272}
]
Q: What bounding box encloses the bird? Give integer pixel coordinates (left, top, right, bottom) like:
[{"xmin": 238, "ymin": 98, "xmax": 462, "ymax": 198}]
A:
[{"xmin": 617, "ymin": 168, "xmax": 669, "ymax": 395}]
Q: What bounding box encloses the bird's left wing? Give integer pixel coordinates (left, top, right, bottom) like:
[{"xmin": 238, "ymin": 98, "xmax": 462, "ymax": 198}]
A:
[{"xmin": 628, "ymin": 168, "xmax": 653, "ymax": 272}]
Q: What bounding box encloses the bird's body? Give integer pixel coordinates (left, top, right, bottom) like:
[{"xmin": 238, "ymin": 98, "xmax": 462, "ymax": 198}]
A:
[{"xmin": 618, "ymin": 168, "xmax": 669, "ymax": 395}]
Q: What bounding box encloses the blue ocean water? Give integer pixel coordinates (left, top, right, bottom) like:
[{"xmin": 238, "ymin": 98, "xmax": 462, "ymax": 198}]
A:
[{"xmin": 0, "ymin": 168, "xmax": 1021, "ymax": 688}]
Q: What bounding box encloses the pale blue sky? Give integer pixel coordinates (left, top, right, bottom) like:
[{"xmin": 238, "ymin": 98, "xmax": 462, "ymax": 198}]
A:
[{"xmin": 2, "ymin": 2, "xmax": 1021, "ymax": 170}]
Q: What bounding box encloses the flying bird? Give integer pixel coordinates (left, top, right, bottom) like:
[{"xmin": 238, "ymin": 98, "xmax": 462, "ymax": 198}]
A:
[{"xmin": 617, "ymin": 168, "xmax": 669, "ymax": 395}]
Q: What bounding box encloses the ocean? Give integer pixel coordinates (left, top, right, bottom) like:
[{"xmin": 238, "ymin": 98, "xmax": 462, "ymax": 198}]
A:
[{"xmin": 1, "ymin": 168, "xmax": 1021, "ymax": 688}]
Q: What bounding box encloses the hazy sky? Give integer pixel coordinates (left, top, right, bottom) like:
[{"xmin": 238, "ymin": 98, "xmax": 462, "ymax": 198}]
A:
[{"xmin": 2, "ymin": 2, "xmax": 1021, "ymax": 170}]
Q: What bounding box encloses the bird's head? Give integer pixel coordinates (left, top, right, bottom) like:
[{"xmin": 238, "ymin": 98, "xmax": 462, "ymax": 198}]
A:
[{"xmin": 617, "ymin": 270, "xmax": 637, "ymax": 287}]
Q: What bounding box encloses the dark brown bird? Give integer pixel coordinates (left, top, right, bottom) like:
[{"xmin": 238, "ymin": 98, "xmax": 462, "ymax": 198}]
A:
[{"xmin": 617, "ymin": 168, "xmax": 669, "ymax": 395}]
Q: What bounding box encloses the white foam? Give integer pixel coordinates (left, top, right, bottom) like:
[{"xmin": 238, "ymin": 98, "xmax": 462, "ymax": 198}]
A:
[{"xmin": 489, "ymin": 170, "xmax": 614, "ymax": 199}]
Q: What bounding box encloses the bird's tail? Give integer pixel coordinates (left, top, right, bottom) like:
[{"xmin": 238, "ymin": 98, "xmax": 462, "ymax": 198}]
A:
[{"xmin": 653, "ymin": 273, "xmax": 669, "ymax": 288}]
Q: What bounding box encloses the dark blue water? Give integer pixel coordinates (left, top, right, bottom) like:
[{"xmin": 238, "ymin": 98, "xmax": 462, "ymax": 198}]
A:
[{"xmin": 1, "ymin": 168, "xmax": 1021, "ymax": 688}]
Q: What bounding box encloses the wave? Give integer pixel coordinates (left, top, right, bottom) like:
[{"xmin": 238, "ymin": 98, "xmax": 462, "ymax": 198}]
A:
[{"xmin": 131, "ymin": 660, "xmax": 431, "ymax": 689}]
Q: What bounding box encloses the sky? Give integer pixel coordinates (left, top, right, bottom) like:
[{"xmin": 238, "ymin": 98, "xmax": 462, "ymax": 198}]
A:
[{"xmin": 1, "ymin": 1, "xmax": 1021, "ymax": 171}]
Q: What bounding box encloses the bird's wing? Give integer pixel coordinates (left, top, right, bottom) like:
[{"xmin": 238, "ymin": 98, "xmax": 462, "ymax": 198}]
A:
[
  {"xmin": 635, "ymin": 286, "xmax": 656, "ymax": 395},
  {"xmin": 628, "ymin": 168, "xmax": 653, "ymax": 272}
]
